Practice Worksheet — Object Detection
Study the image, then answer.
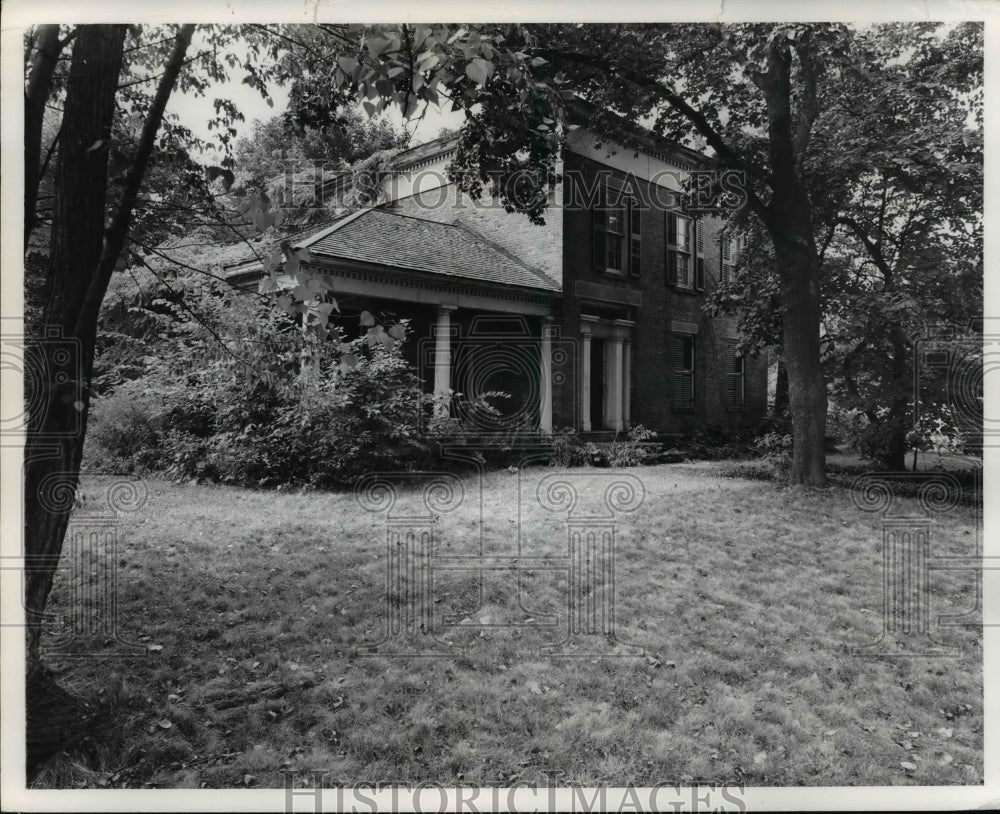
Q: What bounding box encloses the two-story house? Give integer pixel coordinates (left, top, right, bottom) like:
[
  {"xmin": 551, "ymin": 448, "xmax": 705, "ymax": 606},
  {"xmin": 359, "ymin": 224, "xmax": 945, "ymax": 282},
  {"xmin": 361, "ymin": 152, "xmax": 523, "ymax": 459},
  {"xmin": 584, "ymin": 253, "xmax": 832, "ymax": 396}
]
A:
[{"xmin": 225, "ymin": 126, "xmax": 767, "ymax": 439}]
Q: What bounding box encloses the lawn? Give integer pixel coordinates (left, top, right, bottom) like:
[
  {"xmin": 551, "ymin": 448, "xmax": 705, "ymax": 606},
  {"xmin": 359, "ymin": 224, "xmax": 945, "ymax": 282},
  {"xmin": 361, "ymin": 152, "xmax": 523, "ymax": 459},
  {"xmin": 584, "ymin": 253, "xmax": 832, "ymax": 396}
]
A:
[{"xmin": 33, "ymin": 463, "xmax": 983, "ymax": 788}]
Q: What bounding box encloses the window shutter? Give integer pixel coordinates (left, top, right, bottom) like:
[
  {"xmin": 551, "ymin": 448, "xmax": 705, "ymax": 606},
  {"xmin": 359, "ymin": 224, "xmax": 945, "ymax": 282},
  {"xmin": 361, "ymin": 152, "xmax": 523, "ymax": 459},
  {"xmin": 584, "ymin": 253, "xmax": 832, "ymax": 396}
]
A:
[
  {"xmin": 695, "ymin": 257, "xmax": 705, "ymax": 290},
  {"xmin": 672, "ymin": 335, "xmax": 695, "ymax": 409},
  {"xmin": 629, "ymin": 202, "xmax": 641, "ymax": 276},
  {"xmin": 593, "ymin": 205, "xmax": 606, "ymax": 271},
  {"xmin": 695, "ymin": 219, "xmax": 705, "ymax": 255},
  {"xmin": 720, "ymin": 238, "xmax": 732, "ymax": 285}
]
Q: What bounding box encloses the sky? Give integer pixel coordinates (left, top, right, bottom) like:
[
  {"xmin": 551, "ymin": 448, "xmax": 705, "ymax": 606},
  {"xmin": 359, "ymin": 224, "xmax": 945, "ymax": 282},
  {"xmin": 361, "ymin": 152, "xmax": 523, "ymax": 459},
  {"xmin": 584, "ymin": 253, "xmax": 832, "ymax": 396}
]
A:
[{"xmin": 164, "ymin": 31, "xmax": 465, "ymax": 165}]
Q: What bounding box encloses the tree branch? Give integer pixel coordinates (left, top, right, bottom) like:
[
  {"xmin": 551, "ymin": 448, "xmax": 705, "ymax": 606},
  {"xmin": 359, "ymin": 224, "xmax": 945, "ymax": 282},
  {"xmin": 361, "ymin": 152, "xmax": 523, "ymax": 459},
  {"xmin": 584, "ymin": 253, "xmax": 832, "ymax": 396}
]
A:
[{"xmin": 75, "ymin": 24, "xmax": 196, "ymax": 338}]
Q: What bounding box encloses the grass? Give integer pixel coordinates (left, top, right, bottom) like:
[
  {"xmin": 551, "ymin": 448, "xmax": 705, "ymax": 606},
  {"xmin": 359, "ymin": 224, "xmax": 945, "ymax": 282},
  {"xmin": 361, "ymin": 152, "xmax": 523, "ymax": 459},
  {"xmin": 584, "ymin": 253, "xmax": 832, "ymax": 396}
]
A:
[{"xmin": 32, "ymin": 462, "xmax": 983, "ymax": 788}]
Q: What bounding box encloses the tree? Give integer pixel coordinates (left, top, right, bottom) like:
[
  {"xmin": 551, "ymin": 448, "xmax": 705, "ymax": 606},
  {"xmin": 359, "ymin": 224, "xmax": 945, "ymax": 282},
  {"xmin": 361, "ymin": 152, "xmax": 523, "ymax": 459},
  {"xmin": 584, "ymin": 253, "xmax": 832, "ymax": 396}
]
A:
[
  {"xmin": 233, "ymin": 107, "xmax": 408, "ymax": 190},
  {"xmin": 705, "ymin": 23, "xmax": 982, "ymax": 469},
  {"xmin": 20, "ymin": 23, "xmax": 302, "ymax": 771}
]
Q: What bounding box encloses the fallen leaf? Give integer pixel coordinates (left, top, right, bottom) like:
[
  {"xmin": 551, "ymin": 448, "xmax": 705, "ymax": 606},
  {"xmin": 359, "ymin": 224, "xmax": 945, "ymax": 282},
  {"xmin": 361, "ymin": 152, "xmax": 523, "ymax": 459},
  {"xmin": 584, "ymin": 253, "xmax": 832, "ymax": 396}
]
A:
[
  {"xmin": 526, "ymin": 680, "xmax": 543, "ymax": 695},
  {"xmin": 157, "ymin": 719, "xmax": 172, "ymax": 730},
  {"xmin": 753, "ymin": 751, "xmax": 767, "ymax": 764},
  {"xmin": 936, "ymin": 727, "xmax": 954, "ymax": 738},
  {"xmin": 939, "ymin": 753, "xmax": 954, "ymax": 766},
  {"xmin": 146, "ymin": 644, "xmax": 163, "ymax": 652},
  {"xmin": 900, "ymin": 761, "xmax": 917, "ymax": 771},
  {"xmin": 824, "ymin": 729, "xmax": 837, "ymax": 736}
]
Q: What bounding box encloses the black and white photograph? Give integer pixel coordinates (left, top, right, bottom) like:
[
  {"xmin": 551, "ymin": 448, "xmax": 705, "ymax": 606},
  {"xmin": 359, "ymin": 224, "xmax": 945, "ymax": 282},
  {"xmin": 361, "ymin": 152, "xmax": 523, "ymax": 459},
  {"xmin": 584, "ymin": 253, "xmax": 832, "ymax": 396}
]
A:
[{"xmin": 1, "ymin": 1, "xmax": 995, "ymax": 810}]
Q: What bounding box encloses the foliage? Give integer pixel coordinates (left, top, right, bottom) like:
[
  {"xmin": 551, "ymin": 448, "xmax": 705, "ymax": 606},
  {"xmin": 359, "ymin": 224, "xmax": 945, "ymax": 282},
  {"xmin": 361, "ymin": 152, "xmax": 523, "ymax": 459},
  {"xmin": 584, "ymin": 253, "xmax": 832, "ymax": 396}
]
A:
[
  {"xmin": 87, "ymin": 295, "xmax": 433, "ymax": 488},
  {"xmin": 232, "ymin": 108, "xmax": 407, "ymax": 191},
  {"xmin": 83, "ymin": 386, "xmax": 161, "ymax": 474},
  {"xmin": 700, "ymin": 23, "xmax": 983, "ymax": 472},
  {"xmin": 604, "ymin": 425, "xmax": 659, "ymax": 467},
  {"xmin": 423, "ymin": 390, "xmax": 539, "ymax": 469},
  {"xmin": 548, "ymin": 425, "xmax": 658, "ymax": 468},
  {"xmin": 678, "ymin": 422, "xmax": 753, "ymax": 462}
]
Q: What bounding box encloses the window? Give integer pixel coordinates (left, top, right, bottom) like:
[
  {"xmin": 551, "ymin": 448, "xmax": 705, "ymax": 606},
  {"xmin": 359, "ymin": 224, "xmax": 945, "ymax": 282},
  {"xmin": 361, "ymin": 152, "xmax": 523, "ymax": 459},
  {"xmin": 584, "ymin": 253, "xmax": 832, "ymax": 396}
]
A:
[
  {"xmin": 666, "ymin": 212, "xmax": 692, "ymax": 289},
  {"xmin": 725, "ymin": 339, "xmax": 744, "ymax": 410},
  {"xmin": 593, "ymin": 181, "xmax": 640, "ymax": 276},
  {"xmin": 606, "ymin": 203, "xmax": 625, "ymax": 271},
  {"xmin": 672, "ymin": 334, "xmax": 695, "ymax": 410}
]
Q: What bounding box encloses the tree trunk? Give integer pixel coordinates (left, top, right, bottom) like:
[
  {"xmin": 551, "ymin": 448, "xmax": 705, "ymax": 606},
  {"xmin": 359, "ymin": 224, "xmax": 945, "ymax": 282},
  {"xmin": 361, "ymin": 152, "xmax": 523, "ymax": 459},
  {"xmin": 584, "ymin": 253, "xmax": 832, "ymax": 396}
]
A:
[
  {"xmin": 773, "ymin": 356, "xmax": 789, "ymax": 416},
  {"xmin": 24, "ymin": 24, "xmax": 64, "ymax": 248},
  {"xmin": 775, "ymin": 237, "xmax": 827, "ymax": 486},
  {"xmin": 25, "ymin": 25, "xmax": 127, "ymax": 663},
  {"xmin": 882, "ymin": 321, "xmax": 911, "ymax": 471},
  {"xmin": 755, "ymin": 37, "xmax": 828, "ymax": 486}
]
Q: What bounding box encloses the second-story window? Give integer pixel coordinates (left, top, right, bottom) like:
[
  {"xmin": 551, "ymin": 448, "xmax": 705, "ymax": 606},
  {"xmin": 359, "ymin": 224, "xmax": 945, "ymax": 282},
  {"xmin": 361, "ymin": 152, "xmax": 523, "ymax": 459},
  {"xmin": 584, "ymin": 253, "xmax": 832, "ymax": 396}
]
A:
[
  {"xmin": 606, "ymin": 201, "xmax": 625, "ymax": 272},
  {"xmin": 666, "ymin": 212, "xmax": 692, "ymax": 289},
  {"xmin": 592, "ymin": 179, "xmax": 640, "ymax": 276}
]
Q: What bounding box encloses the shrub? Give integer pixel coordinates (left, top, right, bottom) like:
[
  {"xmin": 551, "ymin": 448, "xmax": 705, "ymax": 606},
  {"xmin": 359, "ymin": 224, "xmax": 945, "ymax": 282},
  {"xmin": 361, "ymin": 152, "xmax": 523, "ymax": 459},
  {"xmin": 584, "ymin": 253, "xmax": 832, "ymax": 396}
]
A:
[
  {"xmin": 605, "ymin": 424, "xmax": 659, "ymax": 467},
  {"xmin": 679, "ymin": 422, "xmax": 752, "ymax": 461},
  {"xmin": 85, "ymin": 388, "xmax": 162, "ymax": 474},
  {"xmin": 548, "ymin": 425, "xmax": 658, "ymax": 468},
  {"xmin": 424, "ymin": 390, "xmax": 541, "ymax": 469},
  {"xmin": 549, "ymin": 428, "xmax": 601, "ymax": 467},
  {"xmin": 195, "ymin": 340, "xmax": 431, "ymax": 488}
]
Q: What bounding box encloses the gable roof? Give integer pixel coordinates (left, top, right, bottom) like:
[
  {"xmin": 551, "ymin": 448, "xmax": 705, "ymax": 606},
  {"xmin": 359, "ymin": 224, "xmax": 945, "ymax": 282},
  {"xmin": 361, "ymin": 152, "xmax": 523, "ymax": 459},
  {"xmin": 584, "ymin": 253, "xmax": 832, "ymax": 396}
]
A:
[{"xmin": 292, "ymin": 207, "xmax": 560, "ymax": 293}]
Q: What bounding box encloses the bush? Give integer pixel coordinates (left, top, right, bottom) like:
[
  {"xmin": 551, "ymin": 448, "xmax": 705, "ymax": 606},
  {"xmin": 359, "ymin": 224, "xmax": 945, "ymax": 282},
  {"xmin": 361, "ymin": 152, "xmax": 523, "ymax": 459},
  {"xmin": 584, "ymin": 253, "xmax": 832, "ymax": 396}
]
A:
[
  {"xmin": 548, "ymin": 425, "xmax": 658, "ymax": 468},
  {"xmin": 678, "ymin": 422, "xmax": 753, "ymax": 461},
  {"xmin": 85, "ymin": 388, "xmax": 163, "ymax": 474},
  {"xmin": 549, "ymin": 428, "xmax": 601, "ymax": 467},
  {"xmin": 605, "ymin": 425, "xmax": 659, "ymax": 467},
  {"xmin": 425, "ymin": 390, "xmax": 542, "ymax": 469},
  {"xmin": 195, "ymin": 341, "xmax": 431, "ymax": 488}
]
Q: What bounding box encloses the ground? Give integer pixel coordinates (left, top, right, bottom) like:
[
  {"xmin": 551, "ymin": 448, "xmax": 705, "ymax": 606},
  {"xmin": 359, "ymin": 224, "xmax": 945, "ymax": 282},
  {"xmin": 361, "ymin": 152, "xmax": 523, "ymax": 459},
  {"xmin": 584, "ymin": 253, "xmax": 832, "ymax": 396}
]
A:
[{"xmin": 33, "ymin": 463, "xmax": 983, "ymax": 788}]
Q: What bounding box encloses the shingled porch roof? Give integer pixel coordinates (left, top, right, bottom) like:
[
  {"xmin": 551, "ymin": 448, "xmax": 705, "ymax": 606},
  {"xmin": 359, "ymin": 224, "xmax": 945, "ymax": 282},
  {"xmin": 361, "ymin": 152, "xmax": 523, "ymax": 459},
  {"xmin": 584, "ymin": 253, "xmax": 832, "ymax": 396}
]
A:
[{"xmin": 292, "ymin": 207, "xmax": 560, "ymax": 293}]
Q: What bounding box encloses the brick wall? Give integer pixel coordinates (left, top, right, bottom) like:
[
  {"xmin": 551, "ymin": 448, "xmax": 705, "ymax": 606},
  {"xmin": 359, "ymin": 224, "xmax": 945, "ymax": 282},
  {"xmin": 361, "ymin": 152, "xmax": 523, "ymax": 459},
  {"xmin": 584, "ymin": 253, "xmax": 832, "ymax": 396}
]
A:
[
  {"xmin": 560, "ymin": 152, "xmax": 767, "ymax": 436},
  {"xmin": 386, "ymin": 146, "xmax": 767, "ymax": 437}
]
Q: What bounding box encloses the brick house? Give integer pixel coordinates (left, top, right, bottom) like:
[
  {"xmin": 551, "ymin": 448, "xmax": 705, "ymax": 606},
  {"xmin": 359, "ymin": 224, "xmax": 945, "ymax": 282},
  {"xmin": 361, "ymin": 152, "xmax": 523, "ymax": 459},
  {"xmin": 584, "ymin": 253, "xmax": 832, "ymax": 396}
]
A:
[{"xmin": 226, "ymin": 127, "xmax": 768, "ymax": 439}]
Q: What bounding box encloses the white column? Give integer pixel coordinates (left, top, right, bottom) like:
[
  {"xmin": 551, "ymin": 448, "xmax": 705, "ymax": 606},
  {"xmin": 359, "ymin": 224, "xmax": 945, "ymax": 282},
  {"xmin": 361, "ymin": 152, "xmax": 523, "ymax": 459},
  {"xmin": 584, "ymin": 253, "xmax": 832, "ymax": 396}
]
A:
[
  {"xmin": 433, "ymin": 306, "xmax": 455, "ymax": 417},
  {"xmin": 539, "ymin": 317, "xmax": 553, "ymax": 434},
  {"xmin": 606, "ymin": 337, "xmax": 624, "ymax": 432},
  {"xmin": 622, "ymin": 338, "xmax": 632, "ymax": 430},
  {"xmin": 580, "ymin": 329, "xmax": 592, "ymax": 432}
]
